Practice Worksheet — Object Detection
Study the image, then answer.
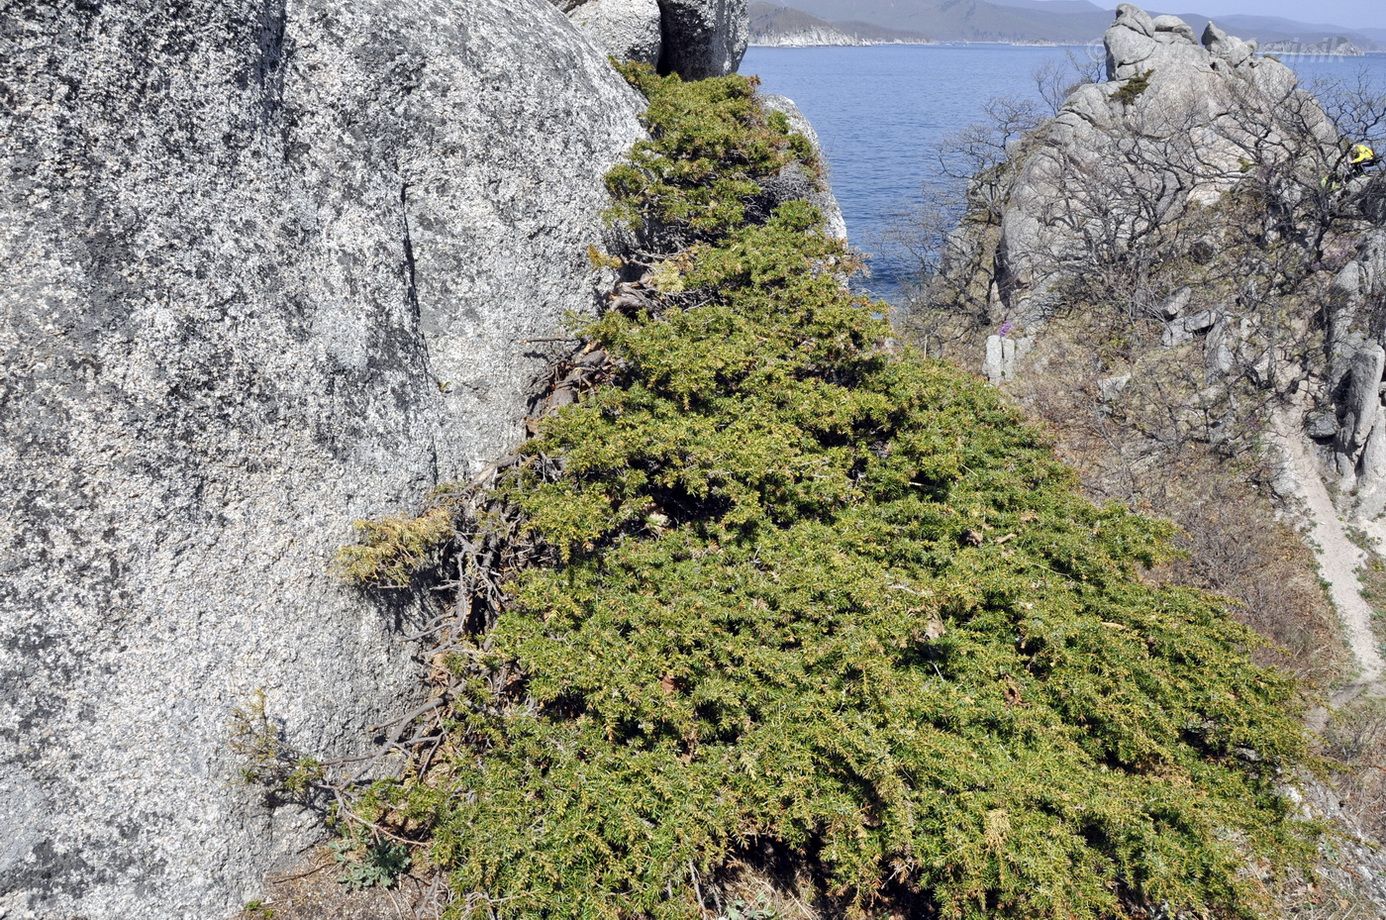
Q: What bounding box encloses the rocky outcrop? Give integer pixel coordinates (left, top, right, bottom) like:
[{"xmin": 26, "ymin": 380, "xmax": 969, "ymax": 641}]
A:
[
  {"xmin": 0, "ymin": 1, "xmax": 642, "ymax": 918},
  {"xmin": 569, "ymin": 0, "xmax": 665, "ymax": 66},
  {"xmin": 1330, "ymin": 322, "xmax": 1386, "ymax": 512},
  {"xmin": 1318, "ymin": 230, "xmax": 1386, "ymax": 516},
  {"xmin": 1337, "ymin": 346, "xmax": 1386, "ymax": 461},
  {"xmin": 934, "ymin": 7, "xmax": 1386, "ymax": 520},
  {"xmin": 760, "ymin": 95, "xmax": 848, "ymax": 240},
  {"xmin": 987, "ymin": 4, "xmax": 1331, "ymax": 333},
  {"xmin": 982, "ymin": 333, "xmax": 1030, "ymax": 383},
  {"xmin": 558, "ymin": 0, "xmax": 749, "ymax": 77}
]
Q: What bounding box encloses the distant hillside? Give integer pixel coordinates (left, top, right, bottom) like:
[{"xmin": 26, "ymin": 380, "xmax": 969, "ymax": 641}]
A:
[
  {"xmin": 990, "ymin": 0, "xmax": 1105, "ymax": 13},
  {"xmin": 782, "ymin": 0, "xmax": 1114, "ymax": 43},
  {"xmin": 749, "ymin": 2, "xmax": 930, "ymax": 45},
  {"xmin": 772, "ymin": 0, "xmax": 1380, "ymax": 49},
  {"xmin": 1261, "ymin": 36, "xmax": 1363, "ymax": 56}
]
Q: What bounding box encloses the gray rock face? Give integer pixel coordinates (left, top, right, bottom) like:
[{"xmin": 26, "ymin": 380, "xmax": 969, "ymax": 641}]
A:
[
  {"xmin": 657, "ymin": 0, "xmax": 749, "ymax": 78},
  {"xmin": 1327, "ymin": 233, "xmax": 1386, "ymax": 518},
  {"xmin": 1307, "ymin": 411, "xmax": 1341, "ymax": 440},
  {"xmin": 1204, "ymin": 318, "xmax": 1237, "ymax": 379},
  {"xmin": 983, "ymin": 334, "xmax": 1030, "ymax": 383},
  {"xmin": 1151, "ymin": 14, "xmax": 1197, "ymax": 43},
  {"xmin": 1161, "ymin": 286, "xmax": 1192, "ymax": 319},
  {"xmin": 1330, "ymin": 231, "xmax": 1386, "ymax": 371},
  {"xmin": 0, "ymin": 1, "xmax": 643, "ymax": 918},
  {"xmin": 1098, "ymin": 373, "xmax": 1132, "ymax": 401},
  {"xmin": 1161, "ymin": 308, "xmax": 1219, "ymax": 347},
  {"xmin": 760, "ymin": 94, "xmax": 848, "ymax": 241},
  {"xmin": 557, "ymin": 0, "xmax": 748, "ymax": 77},
  {"xmin": 1336, "ymin": 344, "xmax": 1386, "ymax": 465},
  {"xmin": 1201, "ymin": 20, "xmax": 1256, "ymax": 68},
  {"xmin": 1184, "ymin": 310, "xmax": 1220, "ymax": 334},
  {"xmin": 1104, "ymin": 4, "xmax": 1157, "ymax": 80},
  {"xmin": 569, "ymin": 0, "xmax": 664, "ymax": 66},
  {"xmin": 1356, "ymin": 406, "xmax": 1386, "ymax": 519}
]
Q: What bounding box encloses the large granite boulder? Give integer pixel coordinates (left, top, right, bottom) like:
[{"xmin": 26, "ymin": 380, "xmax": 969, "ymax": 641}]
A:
[
  {"xmin": 0, "ymin": 1, "xmax": 642, "ymax": 917},
  {"xmin": 558, "ymin": 0, "xmax": 748, "ymax": 77},
  {"xmin": 568, "ymin": 0, "xmax": 664, "ymax": 66},
  {"xmin": 658, "ymin": 0, "xmax": 749, "ymax": 78},
  {"xmin": 1337, "ymin": 345, "xmax": 1386, "ymax": 461},
  {"xmin": 1326, "ymin": 232, "xmax": 1386, "ymax": 514}
]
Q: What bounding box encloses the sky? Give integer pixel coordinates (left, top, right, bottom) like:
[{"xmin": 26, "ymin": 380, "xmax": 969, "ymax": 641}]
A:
[{"xmin": 1087, "ymin": 0, "xmax": 1386, "ymax": 31}]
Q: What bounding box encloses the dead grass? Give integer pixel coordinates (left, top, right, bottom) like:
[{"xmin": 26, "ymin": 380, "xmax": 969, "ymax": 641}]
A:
[
  {"xmin": 1322, "ymin": 696, "xmax": 1386, "ymax": 840},
  {"xmin": 1000, "ymin": 315, "xmax": 1353, "ymax": 691},
  {"xmin": 234, "ymin": 848, "xmax": 443, "ymax": 920}
]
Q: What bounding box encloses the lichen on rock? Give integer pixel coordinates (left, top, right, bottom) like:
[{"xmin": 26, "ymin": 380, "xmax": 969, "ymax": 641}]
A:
[{"xmin": 0, "ymin": 0, "xmax": 643, "ymax": 916}]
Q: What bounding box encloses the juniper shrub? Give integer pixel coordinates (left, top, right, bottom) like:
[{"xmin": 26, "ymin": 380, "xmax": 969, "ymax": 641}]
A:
[{"xmin": 340, "ymin": 64, "xmax": 1314, "ymax": 920}]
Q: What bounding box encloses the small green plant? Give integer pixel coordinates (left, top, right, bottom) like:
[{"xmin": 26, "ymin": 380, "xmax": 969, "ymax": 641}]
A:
[
  {"xmin": 229, "ymin": 690, "xmax": 325, "ymax": 803},
  {"xmin": 330, "ymin": 837, "xmax": 412, "ymax": 890},
  {"xmin": 242, "ymin": 899, "xmax": 274, "ymax": 918},
  {"xmin": 1357, "ymin": 554, "xmax": 1386, "ymax": 608},
  {"xmin": 335, "ymin": 503, "xmax": 456, "ymax": 588},
  {"xmin": 720, "ymin": 899, "xmax": 779, "ymax": 920},
  {"xmin": 1355, "ymin": 552, "xmax": 1386, "ymax": 654},
  {"xmin": 1345, "ymin": 525, "xmax": 1373, "ymax": 553},
  {"xmin": 1114, "ymin": 69, "xmax": 1154, "ymax": 106}
]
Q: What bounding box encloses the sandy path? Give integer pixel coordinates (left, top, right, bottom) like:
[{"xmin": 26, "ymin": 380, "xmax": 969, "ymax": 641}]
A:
[{"xmin": 1272, "ymin": 410, "xmax": 1385, "ymax": 707}]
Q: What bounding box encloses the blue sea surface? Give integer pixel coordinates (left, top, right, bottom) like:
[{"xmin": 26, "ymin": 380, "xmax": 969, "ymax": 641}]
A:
[{"xmin": 743, "ymin": 44, "xmax": 1386, "ymax": 303}]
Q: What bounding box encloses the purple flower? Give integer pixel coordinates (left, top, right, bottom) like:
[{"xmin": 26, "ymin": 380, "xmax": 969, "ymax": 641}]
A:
[{"xmin": 998, "ymin": 320, "xmax": 1016, "ymax": 338}]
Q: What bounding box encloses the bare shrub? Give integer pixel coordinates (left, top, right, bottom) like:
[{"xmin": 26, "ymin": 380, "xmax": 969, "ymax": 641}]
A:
[
  {"xmin": 1322, "ymin": 696, "xmax": 1386, "ymax": 839},
  {"xmin": 1034, "ymin": 48, "xmax": 1104, "ymax": 117}
]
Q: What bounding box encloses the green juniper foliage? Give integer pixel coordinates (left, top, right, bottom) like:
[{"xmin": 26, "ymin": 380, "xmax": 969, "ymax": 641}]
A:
[
  {"xmin": 1114, "ymin": 69, "xmax": 1154, "ymax": 107},
  {"xmin": 604, "ymin": 65, "xmax": 815, "ymax": 241},
  {"xmin": 347, "ymin": 65, "xmax": 1313, "ymax": 919}
]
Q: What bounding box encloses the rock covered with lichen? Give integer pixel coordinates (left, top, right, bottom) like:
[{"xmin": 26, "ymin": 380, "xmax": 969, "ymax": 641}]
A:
[{"xmin": 0, "ymin": 1, "xmax": 643, "ymax": 917}]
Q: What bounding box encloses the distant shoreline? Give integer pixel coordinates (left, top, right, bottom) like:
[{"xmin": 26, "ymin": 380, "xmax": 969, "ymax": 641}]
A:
[
  {"xmin": 750, "ymin": 39, "xmax": 1091, "ymax": 49},
  {"xmin": 750, "ymin": 39, "xmax": 934, "ymax": 48},
  {"xmin": 749, "ymin": 40, "xmax": 1378, "ymax": 57}
]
